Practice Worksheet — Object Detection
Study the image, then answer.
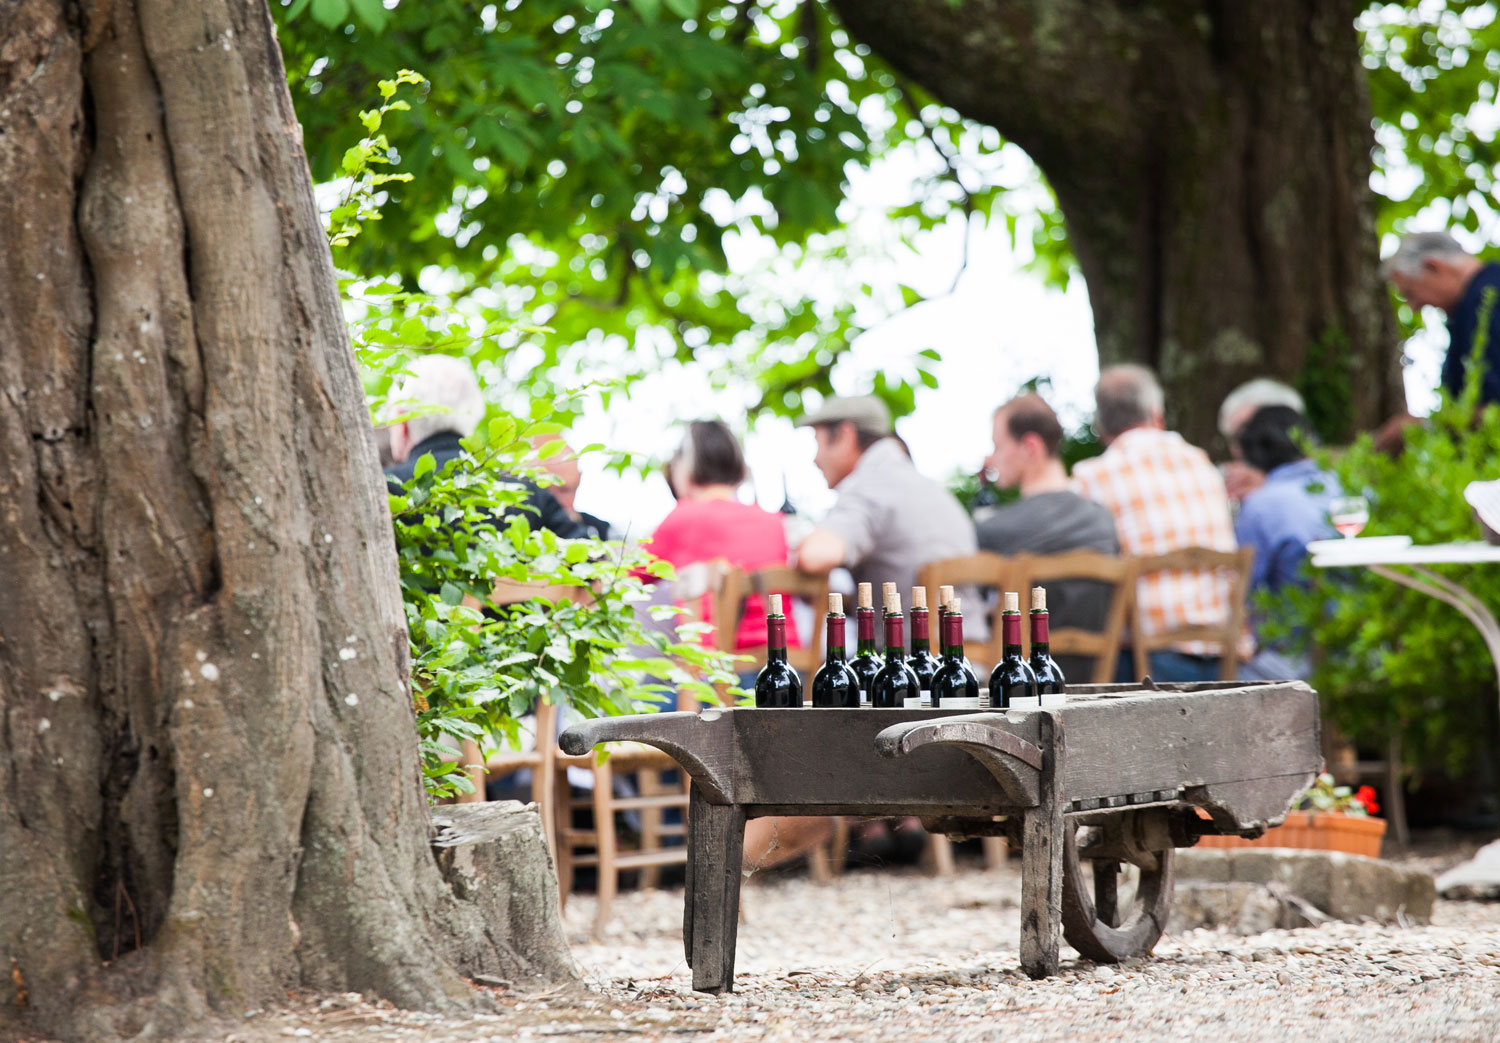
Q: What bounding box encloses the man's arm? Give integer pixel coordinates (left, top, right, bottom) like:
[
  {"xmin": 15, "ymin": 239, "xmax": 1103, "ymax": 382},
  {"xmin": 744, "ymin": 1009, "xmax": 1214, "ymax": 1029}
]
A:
[{"xmin": 796, "ymin": 526, "xmax": 848, "ymax": 575}]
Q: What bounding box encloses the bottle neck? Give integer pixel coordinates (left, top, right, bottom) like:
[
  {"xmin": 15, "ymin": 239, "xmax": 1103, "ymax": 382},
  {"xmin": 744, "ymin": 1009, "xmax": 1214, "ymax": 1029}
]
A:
[
  {"xmin": 883, "ymin": 612, "xmax": 906, "ymax": 660},
  {"xmin": 941, "ymin": 612, "xmax": 965, "ymax": 661},
  {"xmin": 910, "ymin": 607, "xmax": 931, "ymax": 653},
  {"xmin": 825, "ymin": 613, "xmax": 847, "ymax": 661},
  {"xmin": 935, "ymin": 607, "xmax": 948, "ymax": 654},
  {"xmin": 1029, "ymin": 609, "xmax": 1050, "ymax": 655},
  {"xmin": 1001, "ymin": 611, "xmax": 1024, "ymax": 657},
  {"xmin": 767, "ymin": 615, "xmax": 789, "ymax": 663},
  {"xmin": 856, "ymin": 608, "xmax": 877, "ymax": 653}
]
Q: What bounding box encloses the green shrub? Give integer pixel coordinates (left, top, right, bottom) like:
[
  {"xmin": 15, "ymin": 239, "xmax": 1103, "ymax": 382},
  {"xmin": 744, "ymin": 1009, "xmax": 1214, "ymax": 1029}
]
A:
[{"xmin": 1271, "ymin": 359, "xmax": 1500, "ymax": 781}]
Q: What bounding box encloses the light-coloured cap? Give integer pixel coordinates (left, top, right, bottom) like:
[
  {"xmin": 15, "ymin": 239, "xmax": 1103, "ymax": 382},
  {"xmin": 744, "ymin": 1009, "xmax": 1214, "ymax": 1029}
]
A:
[
  {"xmin": 911, "ymin": 586, "xmax": 927, "ymax": 610},
  {"xmin": 857, "ymin": 582, "xmax": 873, "ymax": 609},
  {"xmin": 1031, "ymin": 586, "xmax": 1047, "ymax": 611},
  {"xmin": 885, "ymin": 591, "xmax": 902, "ymax": 614},
  {"xmin": 882, "ymin": 582, "xmax": 897, "ymax": 600},
  {"xmin": 794, "ymin": 395, "xmax": 893, "ymax": 436},
  {"xmin": 950, "ymin": 596, "xmax": 962, "ymax": 614},
  {"xmin": 1003, "ymin": 591, "xmax": 1019, "ymax": 613},
  {"xmin": 768, "ymin": 594, "xmax": 784, "ymax": 616},
  {"xmin": 828, "ymin": 592, "xmax": 843, "ymax": 614},
  {"xmin": 939, "ymin": 585, "xmax": 955, "ymax": 608}
]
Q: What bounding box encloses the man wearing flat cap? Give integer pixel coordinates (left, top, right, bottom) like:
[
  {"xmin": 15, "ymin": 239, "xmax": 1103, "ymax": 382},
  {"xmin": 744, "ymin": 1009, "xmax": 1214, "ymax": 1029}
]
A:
[{"xmin": 795, "ymin": 395, "xmax": 984, "ymax": 640}]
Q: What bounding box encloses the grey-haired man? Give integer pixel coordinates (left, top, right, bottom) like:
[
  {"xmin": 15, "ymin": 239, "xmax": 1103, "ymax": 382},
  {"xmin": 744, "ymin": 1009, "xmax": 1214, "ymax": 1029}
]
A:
[{"xmin": 1379, "ymin": 230, "xmax": 1500, "ymax": 449}]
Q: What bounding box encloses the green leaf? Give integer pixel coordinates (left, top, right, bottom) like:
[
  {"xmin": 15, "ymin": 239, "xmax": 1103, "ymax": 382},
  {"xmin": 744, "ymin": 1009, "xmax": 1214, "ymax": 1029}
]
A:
[
  {"xmin": 309, "ymin": 0, "xmax": 349, "ymax": 30},
  {"xmin": 663, "ymin": 0, "xmax": 698, "ymax": 18},
  {"xmin": 349, "ymin": 0, "xmax": 387, "ymax": 32},
  {"xmin": 413, "ymin": 452, "xmax": 436, "ymax": 479},
  {"xmin": 398, "ymin": 317, "xmax": 427, "ymax": 345}
]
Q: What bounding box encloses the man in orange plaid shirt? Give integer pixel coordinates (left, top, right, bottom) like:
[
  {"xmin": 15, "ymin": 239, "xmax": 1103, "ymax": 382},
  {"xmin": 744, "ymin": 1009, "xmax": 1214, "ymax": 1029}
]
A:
[{"xmin": 1073, "ymin": 365, "xmax": 1241, "ymax": 682}]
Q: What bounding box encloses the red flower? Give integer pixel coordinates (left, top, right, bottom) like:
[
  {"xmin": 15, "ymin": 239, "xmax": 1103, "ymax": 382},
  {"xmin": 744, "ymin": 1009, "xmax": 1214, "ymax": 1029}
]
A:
[{"xmin": 1355, "ymin": 785, "xmax": 1380, "ymax": 815}]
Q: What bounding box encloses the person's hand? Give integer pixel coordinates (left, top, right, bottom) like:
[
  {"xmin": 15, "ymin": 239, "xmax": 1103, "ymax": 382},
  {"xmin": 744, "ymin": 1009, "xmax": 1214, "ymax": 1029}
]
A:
[
  {"xmin": 1220, "ymin": 461, "xmax": 1265, "ymax": 503},
  {"xmin": 1372, "ymin": 411, "xmax": 1419, "ymax": 456}
]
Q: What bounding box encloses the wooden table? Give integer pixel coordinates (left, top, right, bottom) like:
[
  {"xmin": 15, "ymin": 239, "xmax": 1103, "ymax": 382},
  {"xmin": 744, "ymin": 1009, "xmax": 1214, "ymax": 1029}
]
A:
[{"xmin": 560, "ymin": 681, "xmax": 1321, "ymax": 993}]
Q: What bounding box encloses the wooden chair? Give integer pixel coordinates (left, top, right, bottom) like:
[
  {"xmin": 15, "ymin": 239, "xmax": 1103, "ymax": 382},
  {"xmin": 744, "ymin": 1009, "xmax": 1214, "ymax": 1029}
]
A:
[
  {"xmin": 1127, "ymin": 546, "xmax": 1253, "ymax": 682},
  {"xmin": 1008, "ymin": 550, "xmax": 1135, "ymax": 684},
  {"xmin": 471, "ymin": 700, "xmax": 559, "ymax": 856},
  {"xmin": 714, "ymin": 566, "xmax": 831, "ymax": 700},
  {"xmin": 550, "ymin": 568, "xmax": 733, "ymax": 937},
  {"xmin": 916, "ymin": 551, "xmax": 1018, "ymax": 671},
  {"xmin": 551, "ymin": 706, "xmax": 695, "ymax": 938}
]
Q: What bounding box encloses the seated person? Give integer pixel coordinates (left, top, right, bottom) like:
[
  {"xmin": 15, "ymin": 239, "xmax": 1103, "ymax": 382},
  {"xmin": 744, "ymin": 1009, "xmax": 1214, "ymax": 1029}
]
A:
[
  {"xmin": 1232, "ymin": 406, "xmax": 1338, "ymax": 680},
  {"xmin": 1217, "ymin": 379, "xmax": 1306, "ymax": 503},
  {"xmin": 642, "ymin": 420, "xmax": 800, "ymax": 657},
  {"xmin": 383, "ymin": 354, "xmax": 585, "ymax": 539},
  {"xmin": 531, "ymin": 434, "xmax": 613, "ymax": 540},
  {"xmin": 978, "ymin": 394, "xmax": 1120, "ymax": 681}
]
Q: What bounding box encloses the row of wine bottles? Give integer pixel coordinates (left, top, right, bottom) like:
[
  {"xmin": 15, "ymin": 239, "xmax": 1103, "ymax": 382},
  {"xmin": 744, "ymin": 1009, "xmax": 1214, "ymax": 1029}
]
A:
[{"xmin": 754, "ymin": 582, "xmax": 1066, "ymax": 709}]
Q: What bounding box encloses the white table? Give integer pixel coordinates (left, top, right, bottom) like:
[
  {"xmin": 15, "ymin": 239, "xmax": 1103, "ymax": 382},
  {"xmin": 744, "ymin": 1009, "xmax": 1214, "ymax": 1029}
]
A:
[
  {"xmin": 1310, "ymin": 536, "xmax": 1500, "ymax": 841},
  {"xmin": 1308, "ymin": 537, "xmax": 1500, "ymax": 696}
]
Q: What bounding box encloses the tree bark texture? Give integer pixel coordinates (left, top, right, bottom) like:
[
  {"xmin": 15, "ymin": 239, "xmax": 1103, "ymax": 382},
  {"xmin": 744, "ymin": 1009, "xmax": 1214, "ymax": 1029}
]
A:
[
  {"xmin": 0, "ymin": 2, "xmax": 572, "ymax": 1038},
  {"xmin": 830, "ymin": 0, "xmax": 1401, "ymax": 447}
]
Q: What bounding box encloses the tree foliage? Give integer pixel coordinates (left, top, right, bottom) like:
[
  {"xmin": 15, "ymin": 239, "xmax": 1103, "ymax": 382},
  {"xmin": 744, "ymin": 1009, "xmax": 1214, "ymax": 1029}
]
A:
[{"xmin": 331, "ymin": 74, "xmax": 741, "ymax": 797}]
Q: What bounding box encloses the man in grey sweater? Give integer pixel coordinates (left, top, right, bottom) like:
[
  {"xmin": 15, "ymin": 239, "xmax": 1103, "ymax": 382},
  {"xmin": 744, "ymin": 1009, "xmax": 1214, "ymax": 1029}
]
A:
[{"xmin": 977, "ymin": 394, "xmax": 1119, "ymax": 681}]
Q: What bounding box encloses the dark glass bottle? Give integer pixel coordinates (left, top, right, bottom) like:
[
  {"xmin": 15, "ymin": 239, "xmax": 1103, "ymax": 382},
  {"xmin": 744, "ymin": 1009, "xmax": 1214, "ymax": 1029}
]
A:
[
  {"xmin": 1028, "ymin": 586, "xmax": 1066, "ymax": 696},
  {"xmin": 929, "ymin": 597, "xmax": 980, "ymax": 707},
  {"xmin": 869, "ymin": 593, "xmax": 921, "ymax": 708},
  {"xmin": 811, "ymin": 593, "xmax": 861, "ymax": 708},
  {"xmin": 850, "ymin": 582, "xmax": 881, "ymax": 703},
  {"xmin": 989, "ymin": 592, "xmax": 1037, "ymax": 709},
  {"xmin": 754, "ymin": 594, "xmax": 803, "ymax": 707},
  {"xmin": 907, "ymin": 587, "xmax": 942, "ymax": 693}
]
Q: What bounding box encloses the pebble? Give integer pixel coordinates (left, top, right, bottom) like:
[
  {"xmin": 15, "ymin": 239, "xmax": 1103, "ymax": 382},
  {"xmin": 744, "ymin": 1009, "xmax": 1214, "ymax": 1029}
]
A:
[{"xmin": 239, "ymin": 849, "xmax": 1500, "ymax": 1042}]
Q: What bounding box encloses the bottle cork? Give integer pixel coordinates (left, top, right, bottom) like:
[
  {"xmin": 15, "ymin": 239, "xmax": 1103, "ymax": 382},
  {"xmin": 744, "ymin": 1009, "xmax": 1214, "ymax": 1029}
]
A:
[
  {"xmin": 857, "ymin": 582, "xmax": 873, "ymax": 609},
  {"xmin": 1031, "ymin": 586, "xmax": 1047, "ymax": 612},
  {"xmin": 950, "ymin": 596, "xmax": 962, "ymax": 614},
  {"xmin": 828, "ymin": 591, "xmax": 843, "ymax": 614},
  {"xmin": 769, "ymin": 594, "xmax": 784, "ymax": 616},
  {"xmin": 882, "ymin": 582, "xmax": 897, "ymax": 602},
  {"xmin": 885, "ymin": 591, "xmax": 902, "ymax": 614},
  {"xmin": 939, "ymin": 585, "xmax": 955, "ymax": 609},
  {"xmin": 1003, "ymin": 591, "xmax": 1019, "ymax": 613},
  {"xmin": 911, "ymin": 586, "xmax": 928, "ymax": 610}
]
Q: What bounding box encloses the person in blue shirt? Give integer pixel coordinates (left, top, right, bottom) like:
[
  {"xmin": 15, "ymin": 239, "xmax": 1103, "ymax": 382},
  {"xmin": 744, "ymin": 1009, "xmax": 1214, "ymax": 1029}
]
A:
[
  {"xmin": 1233, "ymin": 405, "xmax": 1338, "ymax": 680},
  {"xmin": 1380, "ymin": 231, "xmax": 1500, "ymax": 450}
]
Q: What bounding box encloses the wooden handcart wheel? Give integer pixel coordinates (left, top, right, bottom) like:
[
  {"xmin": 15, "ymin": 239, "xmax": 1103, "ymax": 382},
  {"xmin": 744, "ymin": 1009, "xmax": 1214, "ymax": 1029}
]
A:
[{"xmin": 1060, "ymin": 812, "xmax": 1175, "ymax": 962}]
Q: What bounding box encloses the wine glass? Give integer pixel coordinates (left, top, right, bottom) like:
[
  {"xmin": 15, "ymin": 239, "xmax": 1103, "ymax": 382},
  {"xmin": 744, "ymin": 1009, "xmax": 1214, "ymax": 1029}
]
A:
[{"xmin": 1329, "ymin": 495, "xmax": 1370, "ymax": 539}]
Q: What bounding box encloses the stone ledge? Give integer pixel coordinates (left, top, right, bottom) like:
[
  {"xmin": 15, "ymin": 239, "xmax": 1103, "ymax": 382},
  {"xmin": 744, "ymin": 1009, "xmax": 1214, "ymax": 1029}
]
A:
[{"xmin": 1170, "ymin": 848, "xmax": 1435, "ymax": 935}]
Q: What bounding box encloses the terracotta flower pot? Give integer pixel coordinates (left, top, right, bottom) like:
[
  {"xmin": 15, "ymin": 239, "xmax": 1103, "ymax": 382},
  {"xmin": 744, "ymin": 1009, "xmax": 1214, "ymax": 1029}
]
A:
[{"xmin": 1195, "ymin": 811, "xmax": 1387, "ymax": 858}]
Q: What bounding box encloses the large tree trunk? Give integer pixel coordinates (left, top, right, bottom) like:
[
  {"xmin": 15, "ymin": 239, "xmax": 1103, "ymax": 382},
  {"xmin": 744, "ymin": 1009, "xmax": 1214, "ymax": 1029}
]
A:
[
  {"xmin": 0, "ymin": 2, "xmax": 571, "ymax": 1039},
  {"xmin": 830, "ymin": 0, "xmax": 1402, "ymax": 448}
]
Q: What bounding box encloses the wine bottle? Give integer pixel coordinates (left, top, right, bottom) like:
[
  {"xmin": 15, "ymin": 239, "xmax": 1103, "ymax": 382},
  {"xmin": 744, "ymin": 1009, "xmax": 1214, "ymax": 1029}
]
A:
[
  {"xmin": 754, "ymin": 594, "xmax": 803, "ymax": 708},
  {"xmin": 907, "ymin": 586, "xmax": 942, "ymax": 695},
  {"xmin": 811, "ymin": 592, "xmax": 862, "ymax": 708},
  {"xmin": 989, "ymin": 591, "xmax": 1037, "ymax": 709},
  {"xmin": 929, "ymin": 596, "xmax": 980, "ymax": 707},
  {"xmin": 869, "ymin": 591, "xmax": 921, "ymax": 708},
  {"xmin": 938, "ymin": 583, "xmax": 976, "ymax": 675},
  {"xmin": 1028, "ymin": 586, "xmax": 1066, "ymax": 696},
  {"xmin": 850, "ymin": 582, "xmax": 881, "ymax": 703}
]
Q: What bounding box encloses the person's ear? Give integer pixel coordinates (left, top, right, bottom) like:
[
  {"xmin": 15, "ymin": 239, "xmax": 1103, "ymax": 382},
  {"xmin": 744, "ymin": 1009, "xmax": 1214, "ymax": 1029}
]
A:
[{"xmin": 390, "ymin": 421, "xmax": 414, "ymax": 463}]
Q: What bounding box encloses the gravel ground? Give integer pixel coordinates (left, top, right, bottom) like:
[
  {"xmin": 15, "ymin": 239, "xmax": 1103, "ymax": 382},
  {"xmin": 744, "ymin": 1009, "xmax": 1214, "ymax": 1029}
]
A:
[{"xmin": 196, "ymin": 837, "xmax": 1500, "ymax": 1043}]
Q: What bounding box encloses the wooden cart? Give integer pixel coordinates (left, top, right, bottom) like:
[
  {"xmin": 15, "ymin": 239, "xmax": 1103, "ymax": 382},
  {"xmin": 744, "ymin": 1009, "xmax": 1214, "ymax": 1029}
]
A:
[{"xmin": 558, "ymin": 681, "xmax": 1321, "ymax": 993}]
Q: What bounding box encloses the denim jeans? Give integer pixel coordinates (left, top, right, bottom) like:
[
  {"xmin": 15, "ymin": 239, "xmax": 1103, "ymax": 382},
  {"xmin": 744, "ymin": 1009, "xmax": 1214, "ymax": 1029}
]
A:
[{"xmin": 1114, "ymin": 649, "xmax": 1224, "ymax": 684}]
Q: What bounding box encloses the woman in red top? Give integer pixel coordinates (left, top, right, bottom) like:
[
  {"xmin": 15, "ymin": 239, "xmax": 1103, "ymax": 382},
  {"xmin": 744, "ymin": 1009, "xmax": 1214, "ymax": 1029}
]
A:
[{"xmin": 645, "ymin": 420, "xmax": 799, "ymax": 652}]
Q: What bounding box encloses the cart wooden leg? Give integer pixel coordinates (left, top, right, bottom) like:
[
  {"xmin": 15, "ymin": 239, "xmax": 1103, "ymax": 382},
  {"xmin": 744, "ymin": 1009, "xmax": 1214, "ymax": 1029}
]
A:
[
  {"xmin": 1019, "ymin": 712, "xmax": 1064, "ymax": 980},
  {"xmin": 686, "ymin": 787, "xmax": 747, "ymax": 994}
]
